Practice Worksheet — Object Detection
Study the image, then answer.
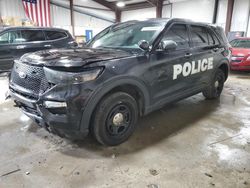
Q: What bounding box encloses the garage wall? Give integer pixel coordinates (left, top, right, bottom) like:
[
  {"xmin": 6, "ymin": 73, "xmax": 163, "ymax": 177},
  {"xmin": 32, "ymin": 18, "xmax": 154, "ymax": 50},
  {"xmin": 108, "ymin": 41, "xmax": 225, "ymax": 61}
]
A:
[
  {"xmin": 0, "ymin": 0, "xmax": 26, "ymax": 18},
  {"xmin": 121, "ymin": 7, "xmax": 156, "ymax": 22},
  {"xmin": 162, "ymin": 4, "xmax": 172, "ymax": 18},
  {"xmin": 122, "ymin": 0, "xmax": 215, "ymax": 23},
  {"xmin": 170, "ymin": 0, "xmax": 215, "ymax": 23},
  {"xmin": 216, "ymin": 0, "xmax": 227, "ymax": 29},
  {"xmin": 231, "ymin": 0, "xmax": 250, "ymax": 35},
  {"xmin": 0, "ymin": 0, "xmax": 113, "ymax": 36},
  {"xmin": 2, "ymin": 0, "xmax": 250, "ymax": 37},
  {"xmin": 74, "ymin": 11, "xmax": 113, "ymax": 36},
  {"xmin": 50, "ymin": 3, "xmax": 113, "ymax": 36}
]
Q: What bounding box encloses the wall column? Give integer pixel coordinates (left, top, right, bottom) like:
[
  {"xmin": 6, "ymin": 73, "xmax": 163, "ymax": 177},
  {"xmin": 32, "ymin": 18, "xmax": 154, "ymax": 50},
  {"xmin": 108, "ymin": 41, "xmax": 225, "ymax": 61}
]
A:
[{"xmin": 225, "ymin": 0, "xmax": 234, "ymax": 34}]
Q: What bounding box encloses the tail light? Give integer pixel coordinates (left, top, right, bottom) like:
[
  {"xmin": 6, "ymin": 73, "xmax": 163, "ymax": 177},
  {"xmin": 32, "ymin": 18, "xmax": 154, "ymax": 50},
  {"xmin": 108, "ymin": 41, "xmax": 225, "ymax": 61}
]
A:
[{"xmin": 223, "ymin": 47, "xmax": 231, "ymax": 59}]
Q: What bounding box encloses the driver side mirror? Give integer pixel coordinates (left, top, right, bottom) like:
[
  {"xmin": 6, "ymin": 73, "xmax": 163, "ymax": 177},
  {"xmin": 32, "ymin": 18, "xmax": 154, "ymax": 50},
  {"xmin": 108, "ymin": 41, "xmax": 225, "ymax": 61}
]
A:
[
  {"xmin": 160, "ymin": 40, "xmax": 177, "ymax": 51},
  {"xmin": 138, "ymin": 40, "xmax": 150, "ymax": 51}
]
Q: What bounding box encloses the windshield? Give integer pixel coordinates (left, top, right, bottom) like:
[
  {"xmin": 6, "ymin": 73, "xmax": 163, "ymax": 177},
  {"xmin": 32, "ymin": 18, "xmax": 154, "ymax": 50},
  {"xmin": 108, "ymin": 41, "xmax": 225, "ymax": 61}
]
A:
[
  {"xmin": 230, "ymin": 39, "xmax": 250, "ymax": 48},
  {"xmin": 87, "ymin": 22, "xmax": 164, "ymax": 49}
]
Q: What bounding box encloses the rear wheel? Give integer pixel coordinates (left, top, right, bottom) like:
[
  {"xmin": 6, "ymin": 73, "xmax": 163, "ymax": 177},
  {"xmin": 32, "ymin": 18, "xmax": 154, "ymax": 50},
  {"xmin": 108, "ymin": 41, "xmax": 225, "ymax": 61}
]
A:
[
  {"xmin": 92, "ymin": 92, "xmax": 138, "ymax": 146},
  {"xmin": 202, "ymin": 69, "xmax": 225, "ymax": 99}
]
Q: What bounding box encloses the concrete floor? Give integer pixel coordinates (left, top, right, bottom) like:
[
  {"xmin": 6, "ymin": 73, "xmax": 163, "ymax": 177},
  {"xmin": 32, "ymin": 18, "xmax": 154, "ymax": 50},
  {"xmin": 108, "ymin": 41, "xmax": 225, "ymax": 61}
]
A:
[{"xmin": 0, "ymin": 72, "xmax": 250, "ymax": 188}]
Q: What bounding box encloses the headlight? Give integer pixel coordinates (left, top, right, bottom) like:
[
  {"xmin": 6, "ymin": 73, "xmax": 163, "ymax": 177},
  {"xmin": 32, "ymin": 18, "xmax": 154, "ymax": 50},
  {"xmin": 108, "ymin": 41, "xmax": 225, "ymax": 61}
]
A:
[{"xmin": 44, "ymin": 67, "xmax": 103, "ymax": 84}]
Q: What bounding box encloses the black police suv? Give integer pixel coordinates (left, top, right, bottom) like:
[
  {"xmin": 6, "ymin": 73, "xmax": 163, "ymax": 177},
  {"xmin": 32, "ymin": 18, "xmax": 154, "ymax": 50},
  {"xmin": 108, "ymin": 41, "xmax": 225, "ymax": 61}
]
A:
[
  {"xmin": 9, "ymin": 18, "xmax": 230, "ymax": 146},
  {"xmin": 0, "ymin": 27, "xmax": 76, "ymax": 72}
]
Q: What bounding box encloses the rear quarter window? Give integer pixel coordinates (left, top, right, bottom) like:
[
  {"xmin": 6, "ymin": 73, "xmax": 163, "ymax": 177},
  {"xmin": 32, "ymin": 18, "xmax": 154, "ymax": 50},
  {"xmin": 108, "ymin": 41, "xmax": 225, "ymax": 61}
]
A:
[
  {"xmin": 213, "ymin": 26, "xmax": 228, "ymax": 45},
  {"xmin": 190, "ymin": 25, "xmax": 209, "ymax": 47},
  {"xmin": 207, "ymin": 28, "xmax": 220, "ymax": 46},
  {"xmin": 45, "ymin": 31, "xmax": 67, "ymax": 40}
]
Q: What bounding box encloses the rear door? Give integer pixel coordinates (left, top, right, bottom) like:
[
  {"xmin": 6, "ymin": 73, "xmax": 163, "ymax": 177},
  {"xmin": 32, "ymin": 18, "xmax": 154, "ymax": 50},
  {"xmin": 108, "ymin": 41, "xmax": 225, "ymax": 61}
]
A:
[
  {"xmin": 188, "ymin": 25, "xmax": 219, "ymax": 87},
  {"xmin": 13, "ymin": 29, "xmax": 47, "ymax": 57}
]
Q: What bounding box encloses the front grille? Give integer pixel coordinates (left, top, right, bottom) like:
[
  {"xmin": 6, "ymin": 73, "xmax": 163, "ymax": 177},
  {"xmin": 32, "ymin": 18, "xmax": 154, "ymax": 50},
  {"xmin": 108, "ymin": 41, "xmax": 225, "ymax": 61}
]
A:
[{"xmin": 10, "ymin": 61, "xmax": 49, "ymax": 97}]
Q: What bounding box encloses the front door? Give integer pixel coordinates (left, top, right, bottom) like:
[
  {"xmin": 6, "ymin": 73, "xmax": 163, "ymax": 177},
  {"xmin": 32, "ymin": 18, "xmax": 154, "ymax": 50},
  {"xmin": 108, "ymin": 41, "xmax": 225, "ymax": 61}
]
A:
[{"xmin": 144, "ymin": 23, "xmax": 193, "ymax": 106}]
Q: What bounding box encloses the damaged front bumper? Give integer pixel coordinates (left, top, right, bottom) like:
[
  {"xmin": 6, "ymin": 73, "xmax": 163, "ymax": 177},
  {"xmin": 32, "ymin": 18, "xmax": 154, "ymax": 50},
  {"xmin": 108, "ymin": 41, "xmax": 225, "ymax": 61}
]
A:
[{"xmin": 9, "ymin": 83, "xmax": 93, "ymax": 139}]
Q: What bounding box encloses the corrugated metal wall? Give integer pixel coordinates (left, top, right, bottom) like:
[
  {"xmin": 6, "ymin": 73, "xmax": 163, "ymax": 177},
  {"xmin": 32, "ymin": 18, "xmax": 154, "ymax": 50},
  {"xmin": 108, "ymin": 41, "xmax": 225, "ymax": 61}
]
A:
[
  {"xmin": 231, "ymin": 0, "xmax": 250, "ymax": 35},
  {"xmin": 0, "ymin": 0, "xmax": 113, "ymax": 36},
  {"xmin": 3, "ymin": 0, "xmax": 250, "ymax": 36},
  {"xmin": 0, "ymin": 0, "xmax": 26, "ymax": 18},
  {"xmin": 50, "ymin": 3, "xmax": 112, "ymax": 36}
]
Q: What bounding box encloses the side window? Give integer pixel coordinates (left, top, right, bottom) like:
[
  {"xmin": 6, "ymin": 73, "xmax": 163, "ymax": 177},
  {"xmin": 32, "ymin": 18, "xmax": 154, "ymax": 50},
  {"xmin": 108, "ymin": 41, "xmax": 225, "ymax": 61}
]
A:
[
  {"xmin": 9, "ymin": 31, "xmax": 23, "ymax": 43},
  {"xmin": 21, "ymin": 30, "xmax": 45, "ymax": 42},
  {"xmin": 45, "ymin": 31, "xmax": 67, "ymax": 40},
  {"xmin": 0, "ymin": 32, "xmax": 9, "ymax": 44},
  {"xmin": 161, "ymin": 24, "xmax": 190, "ymax": 50},
  {"xmin": 0, "ymin": 31, "xmax": 23, "ymax": 44},
  {"xmin": 190, "ymin": 25, "xmax": 209, "ymax": 47},
  {"xmin": 207, "ymin": 29, "xmax": 220, "ymax": 46}
]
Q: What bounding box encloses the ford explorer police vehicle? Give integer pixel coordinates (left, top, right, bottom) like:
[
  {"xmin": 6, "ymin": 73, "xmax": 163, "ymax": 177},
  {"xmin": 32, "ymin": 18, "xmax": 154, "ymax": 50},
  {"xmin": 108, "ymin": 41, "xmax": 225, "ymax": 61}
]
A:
[{"xmin": 9, "ymin": 19, "xmax": 230, "ymax": 146}]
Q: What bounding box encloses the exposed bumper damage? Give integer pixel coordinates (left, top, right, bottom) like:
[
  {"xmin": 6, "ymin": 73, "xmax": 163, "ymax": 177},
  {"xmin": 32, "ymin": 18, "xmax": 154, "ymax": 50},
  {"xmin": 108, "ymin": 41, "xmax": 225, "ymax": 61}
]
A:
[{"xmin": 9, "ymin": 82, "xmax": 92, "ymax": 139}]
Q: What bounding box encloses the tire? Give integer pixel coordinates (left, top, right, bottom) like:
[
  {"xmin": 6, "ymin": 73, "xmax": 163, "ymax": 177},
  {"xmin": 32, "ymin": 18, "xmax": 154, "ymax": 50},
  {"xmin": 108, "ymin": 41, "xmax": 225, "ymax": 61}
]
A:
[
  {"xmin": 202, "ymin": 69, "xmax": 225, "ymax": 99},
  {"xmin": 91, "ymin": 92, "xmax": 138, "ymax": 146}
]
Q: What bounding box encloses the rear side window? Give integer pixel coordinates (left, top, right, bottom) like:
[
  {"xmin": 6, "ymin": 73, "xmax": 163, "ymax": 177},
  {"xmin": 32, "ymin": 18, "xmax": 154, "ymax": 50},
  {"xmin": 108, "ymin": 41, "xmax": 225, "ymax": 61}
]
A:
[
  {"xmin": 214, "ymin": 26, "xmax": 228, "ymax": 45},
  {"xmin": 45, "ymin": 31, "xmax": 67, "ymax": 40},
  {"xmin": 190, "ymin": 25, "xmax": 209, "ymax": 47},
  {"xmin": 21, "ymin": 30, "xmax": 45, "ymax": 42},
  {"xmin": 161, "ymin": 24, "xmax": 190, "ymax": 50},
  {"xmin": 207, "ymin": 29, "xmax": 220, "ymax": 45}
]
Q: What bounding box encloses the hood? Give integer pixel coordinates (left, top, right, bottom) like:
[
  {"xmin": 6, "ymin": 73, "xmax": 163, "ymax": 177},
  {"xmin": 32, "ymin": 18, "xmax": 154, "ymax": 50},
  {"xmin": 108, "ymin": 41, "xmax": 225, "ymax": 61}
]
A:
[
  {"xmin": 231, "ymin": 47, "xmax": 250, "ymax": 57},
  {"xmin": 20, "ymin": 47, "xmax": 132, "ymax": 67}
]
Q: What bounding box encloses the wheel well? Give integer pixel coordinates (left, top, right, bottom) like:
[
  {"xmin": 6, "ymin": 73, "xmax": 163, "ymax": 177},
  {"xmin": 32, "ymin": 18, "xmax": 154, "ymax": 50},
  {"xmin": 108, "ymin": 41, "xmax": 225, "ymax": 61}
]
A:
[
  {"xmin": 219, "ymin": 63, "xmax": 229, "ymax": 80},
  {"xmin": 99, "ymin": 84, "xmax": 145, "ymax": 116}
]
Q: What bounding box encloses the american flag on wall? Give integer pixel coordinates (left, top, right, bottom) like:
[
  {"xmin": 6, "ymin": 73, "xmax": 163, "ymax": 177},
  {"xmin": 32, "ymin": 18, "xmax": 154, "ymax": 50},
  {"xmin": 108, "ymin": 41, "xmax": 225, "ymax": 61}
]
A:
[{"xmin": 22, "ymin": 0, "xmax": 51, "ymax": 27}]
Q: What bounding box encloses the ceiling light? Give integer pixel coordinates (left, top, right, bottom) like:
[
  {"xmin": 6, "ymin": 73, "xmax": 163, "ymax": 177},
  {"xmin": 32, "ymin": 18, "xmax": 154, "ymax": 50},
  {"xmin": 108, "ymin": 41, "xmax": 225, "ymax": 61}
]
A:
[{"xmin": 116, "ymin": 1, "xmax": 125, "ymax": 7}]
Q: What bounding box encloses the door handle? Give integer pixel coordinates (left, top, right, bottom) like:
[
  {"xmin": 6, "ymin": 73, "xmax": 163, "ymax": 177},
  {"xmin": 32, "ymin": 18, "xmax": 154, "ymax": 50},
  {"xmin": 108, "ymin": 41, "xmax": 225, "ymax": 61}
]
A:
[
  {"xmin": 213, "ymin": 47, "xmax": 219, "ymax": 52},
  {"xmin": 184, "ymin": 53, "xmax": 192, "ymax": 58},
  {"xmin": 16, "ymin": 45, "xmax": 25, "ymax": 49},
  {"xmin": 44, "ymin": 44, "xmax": 52, "ymax": 48}
]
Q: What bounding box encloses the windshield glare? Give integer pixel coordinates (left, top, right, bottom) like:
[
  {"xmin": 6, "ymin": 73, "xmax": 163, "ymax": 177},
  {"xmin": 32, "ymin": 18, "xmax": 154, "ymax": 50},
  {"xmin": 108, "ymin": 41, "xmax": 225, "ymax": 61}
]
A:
[
  {"xmin": 230, "ymin": 39, "xmax": 250, "ymax": 48},
  {"xmin": 88, "ymin": 22, "xmax": 164, "ymax": 49}
]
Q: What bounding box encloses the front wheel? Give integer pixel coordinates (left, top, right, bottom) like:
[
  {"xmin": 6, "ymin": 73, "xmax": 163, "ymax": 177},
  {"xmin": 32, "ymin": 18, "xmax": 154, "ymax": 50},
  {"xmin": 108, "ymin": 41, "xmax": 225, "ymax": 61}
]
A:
[
  {"xmin": 91, "ymin": 92, "xmax": 138, "ymax": 146},
  {"xmin": 202, "ymin": 69, "xmax": 225, "ymax": 99}
]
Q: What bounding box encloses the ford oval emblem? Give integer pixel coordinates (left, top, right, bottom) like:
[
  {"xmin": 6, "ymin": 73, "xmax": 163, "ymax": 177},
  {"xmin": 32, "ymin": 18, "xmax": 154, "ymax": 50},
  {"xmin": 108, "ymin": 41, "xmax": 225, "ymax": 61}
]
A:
[{"xmin": 19, "ymin": 72, "xmax": 27, "ymax": 79}]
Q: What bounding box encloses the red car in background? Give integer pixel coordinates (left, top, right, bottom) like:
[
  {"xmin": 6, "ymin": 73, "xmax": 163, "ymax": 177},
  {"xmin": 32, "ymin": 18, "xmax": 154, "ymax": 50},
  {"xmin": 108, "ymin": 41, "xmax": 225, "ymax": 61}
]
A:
[{"xmin": 230, "ymin": 38, "xmax": 250, "ymax": 71}]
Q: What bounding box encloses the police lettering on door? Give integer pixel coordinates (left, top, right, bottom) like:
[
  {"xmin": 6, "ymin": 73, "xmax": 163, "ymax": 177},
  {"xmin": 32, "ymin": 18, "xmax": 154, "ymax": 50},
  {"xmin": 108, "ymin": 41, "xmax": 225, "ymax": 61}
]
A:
[{"xmin": 173, "ymin": 57, "xmax": 214, "ymax": 80}]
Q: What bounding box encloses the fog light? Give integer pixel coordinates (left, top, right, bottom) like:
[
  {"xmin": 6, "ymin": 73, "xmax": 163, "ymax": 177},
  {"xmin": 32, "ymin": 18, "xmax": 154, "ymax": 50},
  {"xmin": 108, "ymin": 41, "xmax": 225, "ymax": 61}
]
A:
[{"xmin": 44, "ymin": 101, "xmax": 67, "ymax": 108}]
